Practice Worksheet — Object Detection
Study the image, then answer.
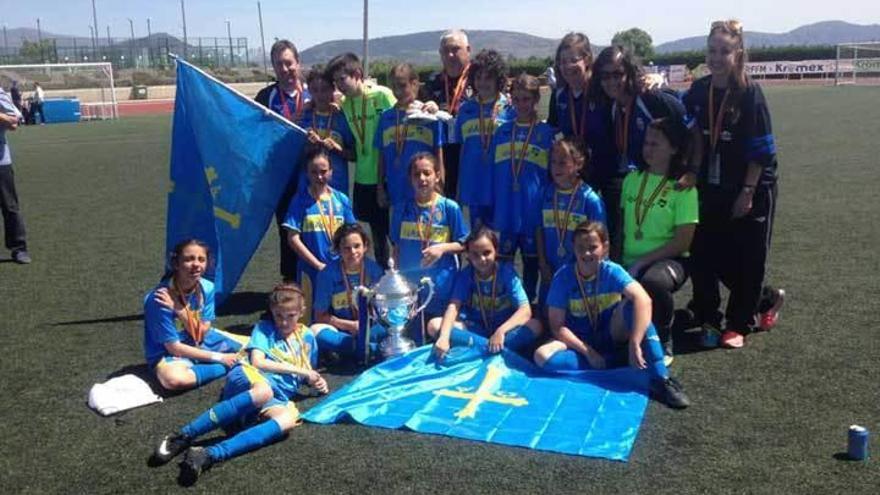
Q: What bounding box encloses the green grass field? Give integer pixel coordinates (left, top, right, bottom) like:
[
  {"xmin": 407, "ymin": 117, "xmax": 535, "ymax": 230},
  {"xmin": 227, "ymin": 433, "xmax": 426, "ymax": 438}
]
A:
[{"xmin": 1, "ymin": 85, "xmax": 878, "ymax": 494}]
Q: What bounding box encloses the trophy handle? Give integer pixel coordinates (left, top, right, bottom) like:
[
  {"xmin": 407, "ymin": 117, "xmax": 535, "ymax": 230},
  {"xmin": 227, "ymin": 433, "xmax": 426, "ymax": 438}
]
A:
[{"xmin": 412, "ymin": 277, "xmax": 435, "ymax": 315}]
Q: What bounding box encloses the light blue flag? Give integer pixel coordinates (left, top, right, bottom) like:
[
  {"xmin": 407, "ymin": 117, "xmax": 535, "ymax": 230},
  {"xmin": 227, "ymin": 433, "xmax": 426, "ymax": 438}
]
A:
[
  {"xmin": 167, "ymin": 59, "xmax": 306, "ymax": 303},
  {"xmin": 303, "ymin": 345, "xmax": 651, "ymax": 461}
]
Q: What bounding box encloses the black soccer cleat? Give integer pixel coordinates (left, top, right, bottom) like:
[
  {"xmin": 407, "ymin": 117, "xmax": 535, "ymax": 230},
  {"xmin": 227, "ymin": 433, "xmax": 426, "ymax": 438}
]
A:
[
  {"xmin": 651, "ymin": 376, "xmax": 691, "ymax": 409},
  {"xmin": 180, "ymin": 447, "xmax": 214, "ymax": 484},
  {"xmin": 153, "ymin": 434, "xmax": 191, "ymax": 464}
]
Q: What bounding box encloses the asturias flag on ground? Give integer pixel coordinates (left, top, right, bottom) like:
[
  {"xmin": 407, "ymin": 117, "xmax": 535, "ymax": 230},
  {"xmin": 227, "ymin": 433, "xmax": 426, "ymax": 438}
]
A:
[
  {"xmin": 167, "ymin": 58, "xmax": 306, "ymax": 303},
  {"xmin": 303, "ymin": 346, "xmax": 651, "ymax": 461}
]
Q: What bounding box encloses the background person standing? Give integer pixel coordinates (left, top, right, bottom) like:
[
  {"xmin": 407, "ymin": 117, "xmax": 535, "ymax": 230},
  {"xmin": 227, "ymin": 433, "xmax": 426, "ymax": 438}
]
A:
[{"xmin": 0, "ymin": 87, "xmax": 30, "ymax": 264}]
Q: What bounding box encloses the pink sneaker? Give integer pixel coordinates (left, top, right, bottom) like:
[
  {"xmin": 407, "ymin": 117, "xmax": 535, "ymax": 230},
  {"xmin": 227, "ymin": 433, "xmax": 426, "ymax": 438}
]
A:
[
  {"xmin": 721, "ymin": 330, "xmax": 745, "ymax": 349},
  {"xmin": 759, "ymin": 289, "xmax": 785, "ymax": 331}
]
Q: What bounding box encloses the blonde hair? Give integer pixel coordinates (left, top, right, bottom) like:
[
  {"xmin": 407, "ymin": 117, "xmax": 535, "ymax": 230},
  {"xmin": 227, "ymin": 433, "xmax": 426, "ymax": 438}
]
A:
[
  {"xmin": 269, "ymin": 282, "xmax": 305, "ymax": 312},
  {"xmin": 709, "ymin": 19, "xmax": 749, "ymax": 89}
]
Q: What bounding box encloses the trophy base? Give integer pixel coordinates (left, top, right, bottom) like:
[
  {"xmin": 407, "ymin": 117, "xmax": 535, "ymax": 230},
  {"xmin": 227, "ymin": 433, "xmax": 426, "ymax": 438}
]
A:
[{"xmin": 379, "ymin": 333, "xmax": 416, "ymax": 360}]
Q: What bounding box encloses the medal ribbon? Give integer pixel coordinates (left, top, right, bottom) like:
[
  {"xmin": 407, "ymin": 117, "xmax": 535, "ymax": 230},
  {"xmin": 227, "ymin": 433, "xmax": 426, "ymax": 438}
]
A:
[
  {"xmin": 634, "ymin": 172, "xmax": 667, "ymax": 235},
  {"xmin": 510, "ymin": 120, "xmax": 536, "ymax": 190},
  {"xmin": 284, "ymin": 324, "xmax": 312, "ymax": 370},
  {"xmin": 170, "ymin": 278, "xmax": 205, "ymax": 345},
  {"xmin": 615, "ymin": 99, "xmax": 633, "ymax": 157},
  {"xmin": 340, "ymin": 260, "xmax": 366, "ymax": 319},
  {"xmin": 416, "ymin": 197, "xmax": 439, "ymax": 250},
  {"xmin": 311, "ymin": 109, "xmax": 335, "ymax": 137},
  {"xmin": 568, "ymin": 90, "xmax": 589, "ymax": 139},
  {"xmin": 313, "ymin": 191, "xmax": 337, "ymax": 243},
  {"xmin": 708, "ymin": 81, "xmax": 731, "ymax": 153},
  {"xmin": 574, "ymin": 264, "xmax": 601, "ymax": 331},
  {"xmin": 394, "ymin": 109, "xmax": 410, "ymax": 163},
  {"xmin": 478, "ymin": 98, "xmax": 499, "ymax": 153},
  {"xmin": 475, "ymin": 267, "xmax": 499, "ymax": 331},
  {"xmin": 278, "ymin": 83, "xmax": 304, "ymax": 122},
  {"xmin": 553, "ymin": 182, "xmax": 581, "ymax": 252},
  {"xmin": 444, "ymin": 64, "xmax": 471, "ymax": 114}
]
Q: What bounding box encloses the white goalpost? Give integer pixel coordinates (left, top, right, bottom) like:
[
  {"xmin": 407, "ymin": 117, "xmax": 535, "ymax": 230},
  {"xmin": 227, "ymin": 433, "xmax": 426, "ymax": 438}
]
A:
[
  {"xmin": 0, "ymin": 62, "xmax": 119, "ymax": 120},
  {"xmin": 835, "ymin": 42, "xmax": 880, "ymax": 86}
]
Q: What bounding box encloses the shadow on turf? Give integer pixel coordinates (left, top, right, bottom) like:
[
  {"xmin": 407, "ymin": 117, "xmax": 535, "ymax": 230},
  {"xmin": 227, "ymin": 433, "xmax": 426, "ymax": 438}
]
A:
[
  {"xmin": 52, "ymin": 313, "xmax": 144, "ymax": 326},
  {"xmin": 217, "ymin": 291, "xmax": 268, "ymax": 317}
]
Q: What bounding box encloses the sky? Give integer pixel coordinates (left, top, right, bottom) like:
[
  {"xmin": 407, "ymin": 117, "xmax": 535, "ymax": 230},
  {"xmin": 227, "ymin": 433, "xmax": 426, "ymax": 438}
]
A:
[{"xmin": 3, "ymin": 0, "xmax": 879, "ymax": 50}]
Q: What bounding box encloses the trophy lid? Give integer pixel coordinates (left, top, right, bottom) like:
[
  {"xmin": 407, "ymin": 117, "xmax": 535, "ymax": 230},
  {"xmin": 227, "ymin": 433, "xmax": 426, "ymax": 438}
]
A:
[{"xmin": 372, "ymin": 258, "xmax": 417, "ymax": 299}]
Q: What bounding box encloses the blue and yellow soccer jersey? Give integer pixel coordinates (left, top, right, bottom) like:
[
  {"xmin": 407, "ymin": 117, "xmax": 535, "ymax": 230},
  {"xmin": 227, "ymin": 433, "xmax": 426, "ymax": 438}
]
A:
[
  {"xmin": 245, "ymin": 320, "xmax": 317, "ymax": 398},
  {"xmin": 547, "ymin": 87, "xmax": 616, "ymax": 186},
  {"xmin": 313, "ymin": 257, "xmax": 385, "ymax": 321},
  {"xmin": 455, "ymin": 96, "xmax": 516, "ymax": 206},
  {"xmin": 537, "ymin": 182, "xmax": 607, "ymax": 270},
  {"xmin": 143, "ymin": 278, "xmax": 216, "ymax": 366},
  {"xmin": 492, "ymin": 120, "xmax": 554, "ymax": 235},
  {"xmin": 546, "ymin": 260, "xmax": 634, "ymax": 345},
  {"xmin": 451, "ymin": 262, "xmax": 528, "ymax": 330},
  {"xmin": 282, "ymin": 188, "xmax": 356, "ymax": 264},
  {"xmin": 373, "ymin": 108, "xmax": 445, "ymax": 206},
  {"xmin": 390, "ymin": 195, "xmax": 469, "ymax": 313},
  {"xmin": 298, "ymin": 109, "xmax": 355, "ymax": 195}
]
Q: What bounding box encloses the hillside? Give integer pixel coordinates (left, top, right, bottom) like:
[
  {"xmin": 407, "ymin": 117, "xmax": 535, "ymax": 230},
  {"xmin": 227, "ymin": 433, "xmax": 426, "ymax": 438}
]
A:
[{"xmin": 656, "ymin": 20, "xmax": 880, "ymax": 53}]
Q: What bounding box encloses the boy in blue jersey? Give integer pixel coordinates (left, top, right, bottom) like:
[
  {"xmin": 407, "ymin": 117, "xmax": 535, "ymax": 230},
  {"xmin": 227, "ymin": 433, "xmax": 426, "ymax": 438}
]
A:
[
  {"xmin": 376, "ymin": 63, "xmax": 445, "ymax": 208},
  {"xmin": 144, "ymin": 239, "xmax": 246, "ymax": 391},
  {"xmin": 391, "ymin": 152, "xmax": 469, "ymax": 319},
  {"xmin": 255, "ymin": 39, "xmax": 312, "ymax": 282},
  {"xmin": 455, "ymin": 49, "xmax": 515, "ymax": 229},
  {"xmin": 533, "ymin": 221, "xmax": 690, "ymax": 409},
  {"xmin": 429, "ymin": 227, "xmax": 542, "ymax": 359},
  {"xmin": 299, "ymin": 66, "xmax": 356, "ymax": 196},
  {"xmin": 311, "ymin": 223, "xmax": 388, "ymax": 361},
  {"xmin": 283, "ymin": 148, "xmax": 356, "ymax": 322},
  {"xmin": 153, "ymin": 283, "xmax": 328, "ymax": 484},
  {"xmin": 536, "ymin": 139, "xmax": 606, "ymax": 307},
  {"xmin": 492, "ymin": 74, "xmax": 555, "ymax": 303}
]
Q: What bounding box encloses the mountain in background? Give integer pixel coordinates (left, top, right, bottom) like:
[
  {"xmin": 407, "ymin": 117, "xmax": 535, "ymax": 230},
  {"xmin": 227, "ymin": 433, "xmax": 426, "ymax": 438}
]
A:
[
  {"xmin": 301, "ymin": 30, "xmax": 558, "ymax": 65},
  {"xmin": 655, "ymin": 21, "xmax": 880, "ymax": 53}
]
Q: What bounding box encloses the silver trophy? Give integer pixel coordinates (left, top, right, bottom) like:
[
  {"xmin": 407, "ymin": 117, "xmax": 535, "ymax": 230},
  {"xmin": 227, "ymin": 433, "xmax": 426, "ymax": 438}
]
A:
[{"xmin": 357, "ymin": 258, "xmax": 435, "ymax": 360}]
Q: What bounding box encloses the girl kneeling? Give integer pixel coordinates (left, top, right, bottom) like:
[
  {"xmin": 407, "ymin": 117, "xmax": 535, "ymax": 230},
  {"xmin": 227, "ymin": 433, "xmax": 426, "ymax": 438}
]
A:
[
  {"xmin": 534, "ymin": 221, "xmax": 690, "ymax": 408},
  {"xmin": 153, "ymin": 283, "xmax": 328, "ymax": 482},
  {"xmin": 429, "ymin": 227, "xmax": 543, "ymax": 360}
]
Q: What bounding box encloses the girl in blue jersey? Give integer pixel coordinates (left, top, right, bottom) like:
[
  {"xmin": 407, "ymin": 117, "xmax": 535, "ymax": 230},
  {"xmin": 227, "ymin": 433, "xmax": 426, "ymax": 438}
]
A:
[
  {"xmin": 492, "ymin": 74, "xmax": 554, "ymax": 303},
  {"xmin": 311, "ymin": 222, "xmax": 387, "ymax": 361},
  {"xmin": 153, "ymin": 283, "xmax": 328, "ymax": 483},
  {"xmin": 391, "ymin": 152, "xmax": 468, "ymax": 319},
  {"xmin": 283, "ymin": 147, "xmax": 357, "ymax": 321},
  {"xmin": 376, "ymin": 63, "xmax": 445, "ymax": 209},
  {"xmin": 455, "ymin": 49, "xmax": 515, "ymax": 228},
  {"xmin": 299, "ymin": 66, "xmax": 356, "ymax": 196},
  {"xmin": 533, "ymin": 221, "xmax": 690, "ymax": 409},
  {"xmin": 683, "ymin": 20, "xmax": 784, "ymax": 349},
  {"xmin": 429, "ymin": 226, "xmax": 543, "ymax": 360},
  {"xmin": 536, "ymin": 138, "xmax": 606, "ymax": 308},
  {"xmin": 143, "ymin": 239, "xmax": 245, "ymax": 391},
  {"xmin": 620, "ymin": 118, "xmax": 698, "ymax": 365}
]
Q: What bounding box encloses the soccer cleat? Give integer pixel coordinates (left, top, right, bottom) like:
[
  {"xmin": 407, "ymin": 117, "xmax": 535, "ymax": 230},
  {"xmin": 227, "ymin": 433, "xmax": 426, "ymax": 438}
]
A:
[
  {"xmin": 12, "ymin": 250, "xmax": 31, "ymax": 264},
  {"xmin": 180, "ymin": 447, "xmax": 214, "ymax": 484},
  {"xmin": 663, "ymin": 341, "xmax": 674, "ymax": 367},
  {"xmin": 650, "ymin": 377, "xmax": 690, "ymax": 409},
  {"xmin": 721, "ymin": 330, "xmax": 745, "ymax": 349},
  {"xmin": 700, "ymin": 323, "xmax": 722, "ymax": 349},
  {"xmin": 153, "ymin": 434, "xmax": 191, "ymax": 464},
  {"xmin": 759, "ymin": 288, "xmax": 785, "ymax": 331}
]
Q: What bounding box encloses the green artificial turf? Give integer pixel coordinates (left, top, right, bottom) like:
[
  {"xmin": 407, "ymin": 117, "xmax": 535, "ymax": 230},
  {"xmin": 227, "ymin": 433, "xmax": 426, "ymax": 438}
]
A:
[{"xmin": 0, "ymin": 85, "xmax": 878, "ymax": 494}]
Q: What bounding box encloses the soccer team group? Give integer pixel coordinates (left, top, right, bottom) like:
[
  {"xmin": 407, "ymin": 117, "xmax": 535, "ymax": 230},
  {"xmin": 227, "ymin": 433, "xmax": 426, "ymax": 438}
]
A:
[{"xmin": 144, "ymin": 20, "xmax": 785, "ymax": 481}]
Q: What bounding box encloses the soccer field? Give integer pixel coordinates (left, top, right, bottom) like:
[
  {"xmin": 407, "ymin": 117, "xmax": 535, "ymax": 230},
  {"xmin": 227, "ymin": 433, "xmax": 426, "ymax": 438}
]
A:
[{"xmin": 1, "ymin": 85, "xmax": 878, "ymax": 494}]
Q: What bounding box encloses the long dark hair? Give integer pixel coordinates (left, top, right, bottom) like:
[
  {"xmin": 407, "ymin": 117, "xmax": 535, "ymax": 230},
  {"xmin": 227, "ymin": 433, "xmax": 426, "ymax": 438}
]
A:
[
  {"xmin": 645, "ymin": 117, "xmax": 690, "ymax": 179},
  {"xmin": 589, "ymin": 45, "xmax": 645, "ymax": 105}
]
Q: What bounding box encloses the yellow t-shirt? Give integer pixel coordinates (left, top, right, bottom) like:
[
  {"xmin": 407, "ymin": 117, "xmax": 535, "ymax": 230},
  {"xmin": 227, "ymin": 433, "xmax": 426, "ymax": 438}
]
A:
[{"xmin": 620, "ymin": 170, "xmax": 698, "ymax": 267}]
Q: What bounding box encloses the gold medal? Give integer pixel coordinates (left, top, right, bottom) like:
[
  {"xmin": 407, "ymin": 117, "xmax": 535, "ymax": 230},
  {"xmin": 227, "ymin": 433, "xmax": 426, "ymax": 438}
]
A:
[
  {"xmin": 557, "ymin": 245, "xmax": 566, "ymax": 257},
  {"xmin": 635, "ymin": 230, "xmax": 643, "ymax": 240},
  {"xmin": 512, "ymin": 181, "xmax": 520, "ymax": 192}
]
